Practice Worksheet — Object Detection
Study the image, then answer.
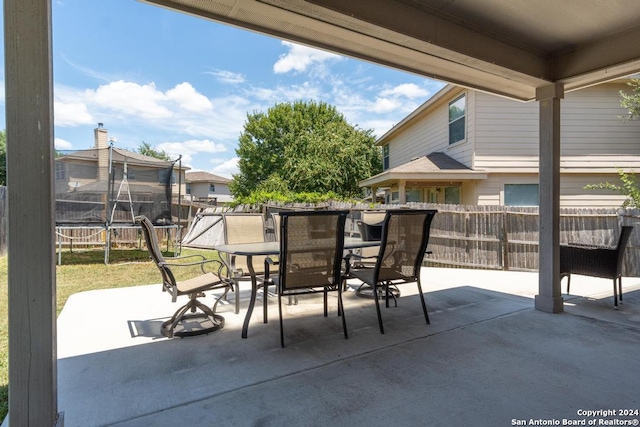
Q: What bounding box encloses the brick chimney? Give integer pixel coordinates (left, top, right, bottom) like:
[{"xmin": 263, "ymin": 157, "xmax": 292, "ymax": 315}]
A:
[{"xmin": 94, "ymin": 123, "xmax": 109, "ymax": 181}]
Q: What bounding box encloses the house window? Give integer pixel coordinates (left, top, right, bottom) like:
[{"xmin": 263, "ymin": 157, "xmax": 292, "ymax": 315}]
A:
[
  {"xmin": 444, "ymin": 186, "xmax": 461, "ymax": 204},
  {"xmin": 449, "ymin": 94, "xmax": 466, "ymax": 145},
  {"xmin": 186, "ymin": 184, "xmax": 191, "ymax": 195},
  {"xmin": 158, "ymin": 170, "xmax": 176, "ymax": 184},
  {"xmin": 209, "ymin": 184, "xmax": 216, "ymax": 192},
  {"xmin": 426, "ymin": 188, "xmax": 437, "ymax": 203},
  {"xmin": 55, "ymin": 162, "xmax": 66, "ymax": 181},
  {"xmin": 406, "ymin": 188, "xmax": 422, "ymax": 202},
  {"xmin": 383, "ymin": 145, "xmax": 389, "ymax": 170},
  {"xmin": 504, "ymin": 184, "xmax": 539, "ymax": 206},
  {"xmin": 390, "ymin": 191, "xmax": 400, "ymax": 204}
]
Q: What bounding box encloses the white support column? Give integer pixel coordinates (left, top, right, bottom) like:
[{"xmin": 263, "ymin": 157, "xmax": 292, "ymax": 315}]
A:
[
  {"xmin": 5, "ymin": 0, "xmax": 60, "ymax": 425},
  {"xmin": 534, "ymin": 82, "xmax": 564, "ymax": 313},
  {"xmin": 398, "ymin": 180, "xmax": 407, "ymax": 204}
]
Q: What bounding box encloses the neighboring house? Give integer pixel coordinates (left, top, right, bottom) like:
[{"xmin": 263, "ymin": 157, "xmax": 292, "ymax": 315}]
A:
[
  {"xmin": 360, "ymin": 79, "xmax": 640, "ymax": 208},
  {"xmin": 185, "ymin": 171, "xmax": 233, "ymax": 205}
]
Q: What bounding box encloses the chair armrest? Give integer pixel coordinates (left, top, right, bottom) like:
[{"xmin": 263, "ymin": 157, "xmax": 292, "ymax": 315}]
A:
[
  {"xmin": 262, "ymin": 256, "xmax": 280, "ymax": 283},
  {"xmin": 160, "ymin": 258, "xmax": 225, "ymax": 275},
  {"xmin": 347, "ymin": 252, "xmax": 379, "ymax": 261},
  {"xmin": 166, "ymin": 253, "xmax": 207, "ymax": 262}
]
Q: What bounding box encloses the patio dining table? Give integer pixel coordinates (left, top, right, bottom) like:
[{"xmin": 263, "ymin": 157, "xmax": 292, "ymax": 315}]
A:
[{"xmin": 214, "ymin": 237, "xmax": 380, "ymax": 338}]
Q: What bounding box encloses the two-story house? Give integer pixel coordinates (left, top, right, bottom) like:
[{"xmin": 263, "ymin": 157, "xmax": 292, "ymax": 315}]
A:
[
  {"xmin": 55, "ymin": 124, "xmax": 188, "ymax": 224},
  {"xmin": 360, "ymin": 79, "xmax": 640, "ymax": 208},
  {"xmin": 185, "ymin": 171, "xmax": 233, "ymax": 205}
]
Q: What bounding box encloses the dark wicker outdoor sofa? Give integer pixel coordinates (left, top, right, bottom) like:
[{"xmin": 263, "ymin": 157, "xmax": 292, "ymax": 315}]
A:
[{"xmin": 559, "ymin": 225, "xmax": 633, "ymax": 309}]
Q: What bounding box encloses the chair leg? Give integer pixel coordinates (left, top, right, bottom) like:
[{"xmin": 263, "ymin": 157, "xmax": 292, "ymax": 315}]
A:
[
  {"xmin": 278, "ymin": 293, "xmax": 285, "ymax": 348},
  {"xmin": 232, "ymin": 280, "xmax": 240, "ymax": 314},
  {"xmin": 416, "ymin": 278, "xmax": 430, "ymax": 325},
  {"xmin": 236, "ymin": 285, "xmax": 240, "ymax": 314},
  {"xmin": 373, "ymin": 282, "xmax": 384, "ymax": 334},
  {"xmin": 263, "ymin": 283, "xmax": 269, "ymax": 324},
  {"xmin": 566, "ymin": 274, "xmax": 571, "ymax": 294},
  {"xmin": 324, "ymin": 288, "xmax": 328, "ymax": 317},
  {"xmin": 338, "ymin": 288, "xmax": 348, "ymax": 339},
  {"xmin": 618, "ymin": 276, "xmax": 623, "ymax": 304},
  {"xmin": 613, "ymin": 278, "xmax": 619, "ymax": 310},
  {"xmin": 213, "ymin": 285, "xmax": 231, "ymax": 313}
]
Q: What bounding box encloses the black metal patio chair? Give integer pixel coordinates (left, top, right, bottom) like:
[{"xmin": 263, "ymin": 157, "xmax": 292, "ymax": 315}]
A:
[
  {"xmin": 265, "ymin": 210, "xmax": 350, "ymax": 347},
  {"xmin": 348, "ymin": 209, "xmax": 437, "ymax": 334}
]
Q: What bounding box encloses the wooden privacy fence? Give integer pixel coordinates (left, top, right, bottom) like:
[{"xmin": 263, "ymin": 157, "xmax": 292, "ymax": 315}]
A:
[
  {"xmin": 258, "ymin": 201, "xmax": 640, "ymax": 276},
  {"xmin": 1, "ymin": 190, "xmax": 638, "ymax": 276}
]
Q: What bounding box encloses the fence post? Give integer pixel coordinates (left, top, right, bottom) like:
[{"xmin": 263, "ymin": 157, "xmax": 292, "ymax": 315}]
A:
[{"xmin": 502, "ymin": 210, "xmax": 509, "ymax": 271}]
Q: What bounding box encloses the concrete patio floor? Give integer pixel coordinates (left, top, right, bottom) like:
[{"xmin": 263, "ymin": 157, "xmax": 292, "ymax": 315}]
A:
[{"xmin": 55, "ymin": 267, "xmax": 640, "ymax": 427}]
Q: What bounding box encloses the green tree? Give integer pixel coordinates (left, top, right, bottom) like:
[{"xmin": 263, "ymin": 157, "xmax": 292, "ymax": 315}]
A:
[
  {"xmin": 138, "ymin": 141, "xmax": 170, "ymax": 160},
  {"xmin": 586, "ymin": 79, "xmax": 640, "ymax": 206},
  {"xmin": 0, "ymin": 130, "xmax": 6, "ymax": 186},
  {"xmin": 620, "ymin": 78, "xmax": 640, "ymax": 121},
  {"xmin": 585, "ymin": 168, "xmax": 640, "ymax": 208},
  {"xmin": 231, "ymin": 100, "xmax": 382, "ymax": 198}
]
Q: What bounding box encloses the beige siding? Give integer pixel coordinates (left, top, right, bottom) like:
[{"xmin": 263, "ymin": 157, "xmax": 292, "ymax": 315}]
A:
[
  {"xmin": 190, "ymin": 182, "xmax": 231, "ymax": 199},
  {"xmin": 474, "ymin": 173, "xmax": 629, "ymax": 208},
  {"xmin": 560, "ymin": 173, "xmax": 629, "ymax": 208},
  {"xmin": 474, "ymin": 92, "xmax": 538, "ymax": 171},
  {"xmin": 387, "ymin": 106, "xmax": 448, "ymax": 168},
  {"xmin": 475, "ymin": 83, "xmax": 640, "ymax": 172},
  {"xmin": 387, "ymin": 88, "xmax": 473, "ymax": 168},
  {"xmin": 561, "ymin": 83, "xmax": 640, "ymax": 160}
]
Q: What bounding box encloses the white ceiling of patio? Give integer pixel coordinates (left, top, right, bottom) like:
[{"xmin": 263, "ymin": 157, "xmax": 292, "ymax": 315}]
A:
[{"xmin": 140, "ymin": 0, "xmax": 640, "ymax": 101}]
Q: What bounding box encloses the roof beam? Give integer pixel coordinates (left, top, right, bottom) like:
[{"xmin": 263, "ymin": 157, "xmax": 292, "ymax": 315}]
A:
[
  {"xmin": 304, "ymin": 0, "xmax": 550, "ymax": 80},
  {"xmin": 554, "ymin": 26, "xmax": 640, "ymax": 90}
]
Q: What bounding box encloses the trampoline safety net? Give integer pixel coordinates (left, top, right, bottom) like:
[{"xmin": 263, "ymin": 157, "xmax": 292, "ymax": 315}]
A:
[{"xmin": 55, "ymin": 147, "xmax": 176, "ymax": 226}]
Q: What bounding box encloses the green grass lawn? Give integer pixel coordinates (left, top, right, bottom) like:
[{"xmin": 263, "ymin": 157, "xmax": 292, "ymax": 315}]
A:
[{"xmin": 0, "ymin": 246, "xmax": 218, "ymax": 422}]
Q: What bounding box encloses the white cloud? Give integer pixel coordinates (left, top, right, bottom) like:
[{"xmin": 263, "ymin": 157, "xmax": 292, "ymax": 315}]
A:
[
  {"xmin": 372, "ymin": 97, "xmax": 401, "ymax": 114},
  {"xmin": 359, "ymin": 119, "xmax": 398, "ymax": 139},
  {"xmin": 92, "ymin": 80, "xmax": 173, "ymax": 120},
  {"xmin": 54, "ymin": 137, "xmax": 74, "ymax": 150},
  {"xmin": 166, "ymin": 82, "xmax": 213, "ymax": 112},
  {"xmin": 210, "ymin": 157, "xmax": 239, "ymax": 179},
  {"xmin": 250, "ymin": 82, "xmax": 323, "ymax": 104},
  {"xmin": 54, "ymin": 101, "xmax": 94, "ymax": 126},
  {"xmin": 207, "ymin": 69, "xmax": 246, "ymax": 84},
  {"xmin": 380, "ymin": 83, "xmax": 429, "ymax": 99},
  {"xmin": 274, "ymin": 42, "xmax": 341, "ymax": 74},
  {"xmin": 157, "ymin": 139, "xmax": 227, "ymax": 168},
  {"xmin": 51, "ymin": 81, "xmax": 247, "ymax": 142}
]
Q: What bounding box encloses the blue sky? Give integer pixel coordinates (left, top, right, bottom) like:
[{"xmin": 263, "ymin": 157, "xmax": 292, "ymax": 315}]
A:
[{"xmin": 0, "ymin": 0, "xmax": 445, "ymax": 177}]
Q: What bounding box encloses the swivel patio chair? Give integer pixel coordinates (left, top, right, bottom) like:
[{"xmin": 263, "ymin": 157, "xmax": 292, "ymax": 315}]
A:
[
  {"xmin": 136, "ymin": 215, "xmax": 232, "ymax": 338},
  {"xmin": 266, "ymin": 210, "xmax": 350, "ymax": 347},
  {"xmin": 222, "ymin": 213, "xmax": 270, "ymax": 316},
  {"xmin": 560, "ymin": 225, "xmax": 633, "ymax": 309},
  {"xmin": 348, "ymin": 209, "xmax": 437, "ymax": 334}
]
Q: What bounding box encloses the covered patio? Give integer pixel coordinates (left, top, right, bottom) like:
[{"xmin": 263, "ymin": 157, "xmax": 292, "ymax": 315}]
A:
[
  {"xmin": 5, "ymin": 0, "xmax": 640, "ymax": 424},
  {"xmin": 54, "ymin": 267, "xmax": 640, "ymax": 426}
]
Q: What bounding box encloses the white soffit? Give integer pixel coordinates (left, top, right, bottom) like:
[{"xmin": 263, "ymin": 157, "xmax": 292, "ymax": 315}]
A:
[{"xmin": 140, "ymin": 0, "xmax": 640, "ymax": 102}]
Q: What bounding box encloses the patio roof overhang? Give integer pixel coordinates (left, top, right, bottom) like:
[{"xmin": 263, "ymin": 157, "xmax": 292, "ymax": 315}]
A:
[
  {"xmin": 360, "ymin": 171, "xmax": 488, "ymax": 189},
  {"xmin": 359, "ymin": 153, "xmax": 487, "ymax": 188},
  {"xmin": 139, "ymin": 0, "xmax": 640, "ymax": 102},
  {"xmin": 7, "ymin": 0, "xmax": 640, "ymax": 424}
]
